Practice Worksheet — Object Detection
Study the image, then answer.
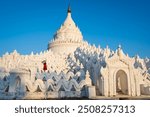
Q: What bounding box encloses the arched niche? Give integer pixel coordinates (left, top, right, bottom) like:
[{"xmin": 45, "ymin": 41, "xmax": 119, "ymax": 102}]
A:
[{"xmin": 116, "ymin": 70, "xmax": 128, "ymax": 95}]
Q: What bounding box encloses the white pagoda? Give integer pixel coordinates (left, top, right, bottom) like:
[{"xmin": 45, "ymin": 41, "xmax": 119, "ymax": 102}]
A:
[{"xmin": 0, "ymin": 6, "xmax": 150, "ymax": 99}]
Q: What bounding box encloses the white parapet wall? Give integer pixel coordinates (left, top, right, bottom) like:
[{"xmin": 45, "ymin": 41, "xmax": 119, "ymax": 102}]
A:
[{"xmin": 140, "ymin": 84, "xmax": 150, "ymax": 95}]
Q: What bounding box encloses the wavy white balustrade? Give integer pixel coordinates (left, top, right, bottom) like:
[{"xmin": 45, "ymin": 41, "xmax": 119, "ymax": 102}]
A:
[{"xmin": 25, "ymin": 71, "xmax": 86, "ymax": 93}]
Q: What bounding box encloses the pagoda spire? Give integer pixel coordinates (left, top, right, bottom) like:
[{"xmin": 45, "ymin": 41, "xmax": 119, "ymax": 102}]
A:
[{"xmin": 67, "ymin": 3, "xmax": 71, "ymax": 13}]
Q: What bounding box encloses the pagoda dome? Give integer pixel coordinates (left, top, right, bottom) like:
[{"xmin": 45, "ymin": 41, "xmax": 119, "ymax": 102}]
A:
[{"xmin": 48, "ymin": 6, "xmax": 83, "ymax": 54}]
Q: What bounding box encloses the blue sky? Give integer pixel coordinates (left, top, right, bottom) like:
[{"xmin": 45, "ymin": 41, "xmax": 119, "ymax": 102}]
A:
[{"xmin": 0, "ymin": 0, "xmax": 150, "ymax": 58}]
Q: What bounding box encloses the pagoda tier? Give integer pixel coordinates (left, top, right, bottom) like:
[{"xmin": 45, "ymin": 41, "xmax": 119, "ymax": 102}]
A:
[{"xmin": 48, "ymin": 6, "xmax": 83, "ymax": 54}]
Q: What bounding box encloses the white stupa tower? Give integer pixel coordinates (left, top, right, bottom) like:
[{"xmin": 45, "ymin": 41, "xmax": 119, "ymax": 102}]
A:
[{"xmin": 48, "ymin": 6, "xmax": 83, "ymax": 54}]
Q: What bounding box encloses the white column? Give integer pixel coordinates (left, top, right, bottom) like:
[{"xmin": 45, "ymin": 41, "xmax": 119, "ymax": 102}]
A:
[{"xmin": 88, "ymin": 86, "xmax": 96, "ymax": 98}]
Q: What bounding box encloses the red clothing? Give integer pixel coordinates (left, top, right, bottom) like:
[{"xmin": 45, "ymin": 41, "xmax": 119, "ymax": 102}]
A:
[{"xmin": 43, "ymin": 63, "xmax": 47, "ymax": 71}]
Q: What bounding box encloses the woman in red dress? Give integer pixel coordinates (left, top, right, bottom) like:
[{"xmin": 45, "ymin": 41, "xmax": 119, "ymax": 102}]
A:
[{"xmin": 42, "ymin": 60, "xmax": 47, "ymax": 72}]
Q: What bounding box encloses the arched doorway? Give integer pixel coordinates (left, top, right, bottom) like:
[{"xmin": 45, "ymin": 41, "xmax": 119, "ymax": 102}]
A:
[{"xmin": 116, "ymin": 70, "xmax": 128, "ymax": 95}]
